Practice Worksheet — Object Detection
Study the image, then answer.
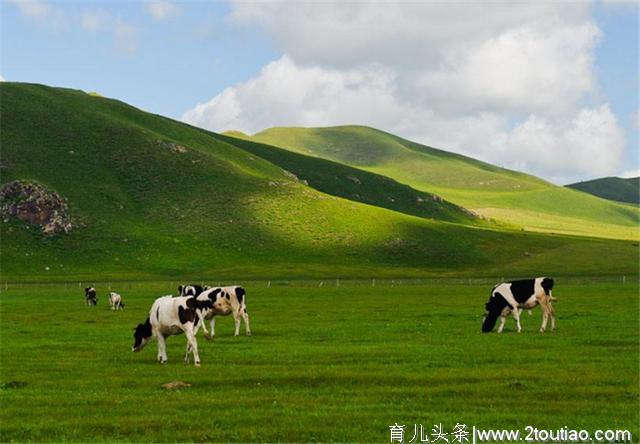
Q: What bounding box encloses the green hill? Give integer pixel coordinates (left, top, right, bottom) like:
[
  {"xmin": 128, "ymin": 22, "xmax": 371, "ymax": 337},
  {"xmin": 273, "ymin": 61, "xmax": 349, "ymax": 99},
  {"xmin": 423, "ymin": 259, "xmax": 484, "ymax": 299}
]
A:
[
  {"xmin": 217, "ymin": 132, "xmax": 478, "ymax": 224},
  {"xmin": 247, "ymin": 126, "xmax": 639, "ymax": 240},
  {"xmin": 567, "ymin": 176, "xmax": 639, "ymax": 205},
  {"xmin": 1, "ymin": 83, "xmax": 637, "ymax": 281}
]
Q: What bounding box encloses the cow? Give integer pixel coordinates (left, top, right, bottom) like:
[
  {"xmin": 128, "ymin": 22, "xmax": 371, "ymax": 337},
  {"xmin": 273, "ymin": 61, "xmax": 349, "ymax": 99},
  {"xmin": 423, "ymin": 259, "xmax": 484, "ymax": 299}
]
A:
[
  {"xmin": 84, "ymin": 287, "xmax": 97, "ymax": 306},
  {"xmin": 482, "ymin": 277, "xmax": 556, "ymax": 333},
  {"xmin": 193, "ymin": 286, "xmax": 251, "ymax": 338},
  {"xmin": 108, "ymin": 292, "xmax": 124, "ymax": 310},
  {"xmin": 178, "ymin": 284, "xmax": 204, "ymax": 297},
  {"xmin": 132, "ymin": 295, "xmax": 203, "ymax": 366}
]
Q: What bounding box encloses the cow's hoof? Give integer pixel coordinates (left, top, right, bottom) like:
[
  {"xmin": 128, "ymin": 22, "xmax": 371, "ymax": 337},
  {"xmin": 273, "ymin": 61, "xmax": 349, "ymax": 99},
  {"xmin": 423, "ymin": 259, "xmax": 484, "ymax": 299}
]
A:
[
  {"xmin": 204, "ymin": 333, "xmax": 212, "ymax": 341},
  {"xmin": 194, "ymin": 362, "xmax": 201, "ymax": 367},
  {"xmin": 246, "ymin": 332, "xmax": 252, "ymax": 337},
  {"xmin": 234, "ymin": 334, "xmax": 239, "ymax": 337}
]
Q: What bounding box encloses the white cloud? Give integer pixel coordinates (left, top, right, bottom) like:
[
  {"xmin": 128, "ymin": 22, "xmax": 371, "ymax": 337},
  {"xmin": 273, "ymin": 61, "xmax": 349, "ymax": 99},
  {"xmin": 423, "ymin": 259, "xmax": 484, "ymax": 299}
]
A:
[
  {"xmin": 619, "ymin": 169, "xmax": 639, "ymax": 178},
  {"xmin": 8, "ymin": 0, "xmax": 65, "ymax": 29},
  {"xmin": 184, "ymin": 2, "xmax": 628, "ymax": 183},
  {"xmin": 183, "ymin": 56, "xmax": 400, "ymax": 132},
  {"xmin": 114, "ymin": 19, "xmax": 137, "ymax": 56},
  {"xmin": 144, "ymin": 0, "xmax": 180, "ymax": 21},
  {"xmin": 81, "ymin": 10, "xmax": 110, "ymax": 32},
  {"xmin": 0, "ymin": 74, "xmax": 5, "ymax": 82}
]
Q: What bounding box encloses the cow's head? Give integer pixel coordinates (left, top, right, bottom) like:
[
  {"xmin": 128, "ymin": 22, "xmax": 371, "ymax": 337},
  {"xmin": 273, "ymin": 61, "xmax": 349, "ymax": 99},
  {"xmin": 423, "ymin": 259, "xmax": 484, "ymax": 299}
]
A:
[
  {"xmin": 482, "ymin": 292, "xmax": 507, "ymax": 333},
  {"xmin": 132, "ymin": 318, "xmax": 152, "ymax": 352}
]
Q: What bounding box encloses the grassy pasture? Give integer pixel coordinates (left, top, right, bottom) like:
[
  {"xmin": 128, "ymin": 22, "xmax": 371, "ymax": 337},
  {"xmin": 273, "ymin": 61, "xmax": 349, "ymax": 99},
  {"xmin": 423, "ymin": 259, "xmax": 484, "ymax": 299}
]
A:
[{"xmin": 1, "ymin": 281, "xmax": 637, "ymax": 442}]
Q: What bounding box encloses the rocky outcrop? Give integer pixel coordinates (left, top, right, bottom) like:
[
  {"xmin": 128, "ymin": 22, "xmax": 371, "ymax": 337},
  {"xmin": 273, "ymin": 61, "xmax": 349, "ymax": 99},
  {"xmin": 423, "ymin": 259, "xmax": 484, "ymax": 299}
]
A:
[
  {"xmin": 157, "ymin": 140, "xmax": 187, "ymax": 153},
  {"xmin": 0, "ymin": 180, "xmax": 77, "ymax": 235}
]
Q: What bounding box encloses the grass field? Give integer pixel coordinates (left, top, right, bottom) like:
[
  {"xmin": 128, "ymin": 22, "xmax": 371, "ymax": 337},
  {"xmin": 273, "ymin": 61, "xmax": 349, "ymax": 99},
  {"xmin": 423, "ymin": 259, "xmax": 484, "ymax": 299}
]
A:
[{"xmin": 1, "ymin": 280, "xmax": 637, "ymax": 442}]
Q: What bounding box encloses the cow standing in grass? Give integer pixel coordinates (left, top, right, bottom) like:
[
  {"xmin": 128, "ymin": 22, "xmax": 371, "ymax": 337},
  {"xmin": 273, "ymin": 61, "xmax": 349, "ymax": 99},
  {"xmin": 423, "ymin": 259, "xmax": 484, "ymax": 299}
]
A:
[
  {"xmin": 108, "ymin": 292, "xmax": 124, "ymax": 310},
  {"xmin": 85, "ymin": 287, "xmax": 97, "ymax": 306},
  {"xmin": 132, "ymin": 295, "xmax": 203, "ymax": 366},
  {"xmin": 194, "ymin": 286, "xmax": 251, "ymax": 338},
  {"xmin": 482, "ymin": 277, "xmax": 556, "ymax": 333}
]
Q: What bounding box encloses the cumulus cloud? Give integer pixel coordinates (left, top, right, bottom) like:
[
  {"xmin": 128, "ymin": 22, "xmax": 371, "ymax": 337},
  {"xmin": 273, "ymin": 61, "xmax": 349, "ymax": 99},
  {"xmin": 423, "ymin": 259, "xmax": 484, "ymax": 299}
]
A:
[
  {"xmin": 0, "ymin": 74, "xmax": 5, "ymax": 82},
  {"xmin": 183, "ymin": 2, "xmax": 627, "ymax": 183},
  {"xmin": 8, "ymin": 0, "xmax": 65, "ymax": 29},
  {"xmin": 144, "ymin": 0, "xmax": 180, "ymax": 21},
  {"xmin": 619, "ymin": 169, "xmax": 640, "ymax": 178}
]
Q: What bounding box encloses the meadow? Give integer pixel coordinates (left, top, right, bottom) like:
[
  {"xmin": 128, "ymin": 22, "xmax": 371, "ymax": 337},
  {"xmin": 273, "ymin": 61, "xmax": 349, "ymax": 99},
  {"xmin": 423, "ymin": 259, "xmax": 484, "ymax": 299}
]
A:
[{"xmin": 1, "ymin": 280, "xmax": 637, "ymax": 442}]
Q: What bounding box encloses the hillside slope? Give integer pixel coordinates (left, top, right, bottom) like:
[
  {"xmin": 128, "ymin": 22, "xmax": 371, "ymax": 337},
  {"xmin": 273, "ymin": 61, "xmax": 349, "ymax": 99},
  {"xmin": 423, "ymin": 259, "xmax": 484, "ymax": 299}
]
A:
[
  {"xmin": 217, "ymin": 132, "xmax": 477, "ymax": 224},
  {"xmin": 1, "ymin": 83, "xmax": 637, "ymax": 280},
  {"xmin": 247, "ymin": 126, "xmax": 639, "ymax": 240},
  {"xmin": 567, "ymin": 177, "xmax": 639, "ymax": 205}
]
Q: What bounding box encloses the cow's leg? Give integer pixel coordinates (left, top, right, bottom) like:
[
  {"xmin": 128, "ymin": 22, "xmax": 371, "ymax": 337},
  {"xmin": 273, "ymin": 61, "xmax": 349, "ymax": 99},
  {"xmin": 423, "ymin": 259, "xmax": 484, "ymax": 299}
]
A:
[
  {"xmin": 538, "ymin": 298, "xmax": 551, "ymax": 333},
  {"xmin": 549, "ymin": 302, "xmax": 556, "ymax": 332},
  {"xmin": 196, "ymin": 310, "xmax": 210, "ymax": 338},
  {"xmin": 513, "ymin": 308, "xmax": 522, "ymax": 333},
  {"xmin": 497, "ymin": 315, "xmax": 506, "ymax": 333},
  {"xmin": 157, "ymin": 334, "xmax": 167, "ymax": 364},
  {"xmin": 185, "ymin": 326, "xmax": 200, "ymax": 366},
  {"xmin": 209, "ymin": 317, "xmax": 216, "ymax": 338},
  {"xmin": 233, "ymin": 310, "xmax": 241, "ymax": 336},
  {"xmin": 242, "ymin": 308, "xmax": 251, "ymax": 336}
]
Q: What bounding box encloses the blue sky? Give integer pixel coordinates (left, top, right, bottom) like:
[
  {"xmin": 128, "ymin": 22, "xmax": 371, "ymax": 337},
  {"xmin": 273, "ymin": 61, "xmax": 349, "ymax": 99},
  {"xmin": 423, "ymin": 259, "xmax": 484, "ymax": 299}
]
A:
[{"xmin": 2, "ymin": 1, "xmax": 638, "ymax": 184}]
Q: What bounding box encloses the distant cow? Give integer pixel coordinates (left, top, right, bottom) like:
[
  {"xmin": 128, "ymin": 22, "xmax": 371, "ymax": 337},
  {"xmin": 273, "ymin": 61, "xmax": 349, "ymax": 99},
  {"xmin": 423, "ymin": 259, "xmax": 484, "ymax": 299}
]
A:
[
  {"xmin": 194, "ymin": 286, "xmax": 251, "ymax": 338},
  {"xmin": 85, "ymin": 287, "xmax": 97, "ymax": 306},
  {"xmin": 482, "ymin": 277, "xmax": 556, "ymax": 333},
  {"xmin": 108, "ymin": 292, "xmax": 124, "ymax": 310},
  {"xmin": 178, "ymin": 284, "xmax": 204, "ymax": 297},
  {"xmin": 132, "ymin": 295, "xmax": 203, "ymax": 366}
]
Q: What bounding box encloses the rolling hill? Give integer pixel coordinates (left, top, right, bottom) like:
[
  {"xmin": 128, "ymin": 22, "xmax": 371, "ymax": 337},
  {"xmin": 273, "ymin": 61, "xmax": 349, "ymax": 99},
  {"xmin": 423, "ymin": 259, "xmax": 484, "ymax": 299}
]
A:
[
  {"xmin": 245, "ymin": 126, "xmax": 639, "ymax": 240},
  {"xmin": 0, "ymin": 83, "xmax": 637, "ymax": 281},
  {"xmin": 567, "ymin": 176, "xmax": 639, "ymax": 205}
]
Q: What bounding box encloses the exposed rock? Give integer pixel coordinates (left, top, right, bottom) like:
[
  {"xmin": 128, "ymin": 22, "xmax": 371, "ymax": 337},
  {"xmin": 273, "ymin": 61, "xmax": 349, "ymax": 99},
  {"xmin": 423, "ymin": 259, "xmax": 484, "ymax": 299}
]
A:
[
  {"xmin": 157, "ymin": 140, "xmax": 187, "ymax": 153},
  {"xmin": 162, "ymin": 381, "xmax": 191, "ymax": 390},
  {"xmin": 346, "ymin": 175, "xmax": 362, "ymax": 185},
  {"xmin": 282, "ymin": 169, "xmax": 299, "ymax": 181},
  {"xmin": 0, "ymin": 180, "xmax": 78, "ymax": 235}
]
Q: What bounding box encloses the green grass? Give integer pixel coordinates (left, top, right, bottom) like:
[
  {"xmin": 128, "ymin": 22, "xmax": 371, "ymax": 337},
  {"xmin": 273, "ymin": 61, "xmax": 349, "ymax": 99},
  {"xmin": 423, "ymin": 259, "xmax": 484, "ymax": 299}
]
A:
[
  {"xmin": 1, "ymin": 281, "xmax": 637, "ymax": 442},
  {"xmin": 246, "ymin": 126, "xmax": 639, "ymax": 240},
  {"xmin": 3, "ymin": 82, "xmax": 637, "ymax": 281},
  {"xmin": 567, "ymin": 176, "xmax": 639, "ymax": 205}
]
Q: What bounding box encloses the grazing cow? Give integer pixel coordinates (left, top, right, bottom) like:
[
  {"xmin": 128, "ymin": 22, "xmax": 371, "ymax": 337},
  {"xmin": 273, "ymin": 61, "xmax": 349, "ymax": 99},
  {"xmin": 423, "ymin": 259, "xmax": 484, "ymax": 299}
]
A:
[
  {"xmin": 132, "ymin": 296, "xmax": 202, "ymax": 366},
  {"xmin": 178, "ymin": 284, "xmax": 204, "ymax": 297},
  {"xmin": 194, "ymin": 286, "xmax": 251, "ymax": 338},
  {"xmin": 482, "ymin": 277, "xmax": 556, "ymax": 333},
  {"xmin": 84, "ymin": 287, "xmax": 97, "ymax": 306},
  {"xmin": 108, "ymin": 292, "xmax": 124, "ymax": 310}
]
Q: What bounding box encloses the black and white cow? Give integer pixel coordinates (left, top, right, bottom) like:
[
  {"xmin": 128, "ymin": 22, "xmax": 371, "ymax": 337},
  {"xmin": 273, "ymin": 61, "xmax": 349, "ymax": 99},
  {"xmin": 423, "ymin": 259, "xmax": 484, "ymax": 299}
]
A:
[
  {"xmin": 108, "ymin": 292, "xmax": 124, "ymax": 310},
  {"xmin": 194, "ymin": 286, "xmax": 251, "ymax": 338},
  {"xmin": 84, "ymin": 287, "xmax": 97, "ymax": 306},
  {"xmin": 178, "ymin": 284, "xmax": 204, "ymax": 297},
  {"xmin": 482, "ymin": 277, "xmax": 556, "ymax": 333},
  {"xmin": 132, "ymin": 295, "xmax": 203, "ymax": 366}
]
